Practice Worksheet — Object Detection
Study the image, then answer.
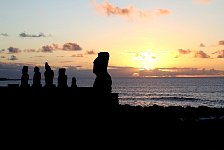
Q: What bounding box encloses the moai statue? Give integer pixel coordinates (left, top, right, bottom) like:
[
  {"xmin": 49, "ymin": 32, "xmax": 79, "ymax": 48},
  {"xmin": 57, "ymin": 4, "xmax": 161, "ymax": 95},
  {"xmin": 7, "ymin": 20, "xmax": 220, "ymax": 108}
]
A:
[
  {"xmin": 44, "ymin": 62, "xmax": 54, "ymax": 87},
  {"xmin": 20, "ymin": 66, "xmax": 30, "ymax": 88},
  {"xmin": 32, "ymin": 66, "xmax": 41, "ymax": 88},
  {"xmin": 58, "ymin": 68, "xmax": 68, "ymax": 88},
  {"xmin": 71, "ymin": 77, "xmax": 77, "ymax": 88},
  {"xmin": 93, "ymin": 52, "xmax": 112, "ymax": 93}
]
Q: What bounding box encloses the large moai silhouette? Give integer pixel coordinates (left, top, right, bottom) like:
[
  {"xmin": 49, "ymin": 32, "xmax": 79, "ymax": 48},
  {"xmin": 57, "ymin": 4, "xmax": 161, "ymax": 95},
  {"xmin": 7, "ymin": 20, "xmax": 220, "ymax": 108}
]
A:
[
  {"xmin": 20, "ymin": 66, "xmax": 29, "ymax": 88},
  {"xmin": 93, "ymin": 52, "xmax": 112, "ymax": 93},
  {"xmin": 58, "ymin": 68, "xmax": 68, "ymax": 88},
  {"xmin": 32, "ymin": 66, "xmax": 41, "ymax": 88},
  {"xmin": 44, "ymin": 62, "xmax": 54, "ymax": 87}
]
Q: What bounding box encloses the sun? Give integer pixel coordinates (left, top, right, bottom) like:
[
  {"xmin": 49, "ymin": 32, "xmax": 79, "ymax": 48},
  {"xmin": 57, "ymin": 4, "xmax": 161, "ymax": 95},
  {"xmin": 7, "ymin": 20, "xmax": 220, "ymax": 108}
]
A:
[{"xmin": 133, "ymin": 51, "xmax": 159, "ymax": 70}]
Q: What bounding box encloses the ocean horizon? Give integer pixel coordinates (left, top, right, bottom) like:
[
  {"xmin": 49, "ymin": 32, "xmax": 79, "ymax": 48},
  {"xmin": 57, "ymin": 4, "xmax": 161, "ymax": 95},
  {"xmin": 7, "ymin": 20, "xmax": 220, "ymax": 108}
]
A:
[{"xmin": 1, "ymin": 77, "xmax": 224, "ymax": 108}]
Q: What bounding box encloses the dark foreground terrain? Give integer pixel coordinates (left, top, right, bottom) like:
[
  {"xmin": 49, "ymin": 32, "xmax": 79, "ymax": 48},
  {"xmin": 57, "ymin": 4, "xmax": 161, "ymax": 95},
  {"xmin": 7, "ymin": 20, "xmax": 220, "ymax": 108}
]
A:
[{"xmin": 1, "ymin": 86, "xmax": 224, "ymax": 129}]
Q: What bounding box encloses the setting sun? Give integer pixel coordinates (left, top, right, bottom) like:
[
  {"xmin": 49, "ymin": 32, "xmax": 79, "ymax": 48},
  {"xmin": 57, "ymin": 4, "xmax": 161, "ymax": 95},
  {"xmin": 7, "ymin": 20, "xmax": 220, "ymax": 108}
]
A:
[{"xmin": 133, "ymin": 51, "xmax": 159, "ymax": 70}]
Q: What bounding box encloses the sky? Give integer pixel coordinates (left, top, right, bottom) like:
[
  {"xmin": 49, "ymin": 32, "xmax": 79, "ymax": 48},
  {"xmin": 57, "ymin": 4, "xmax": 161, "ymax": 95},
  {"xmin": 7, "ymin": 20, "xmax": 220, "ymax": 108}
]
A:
[{"xmin": 0, "ymin": 0, "xmax": 224, "ymax": 78}]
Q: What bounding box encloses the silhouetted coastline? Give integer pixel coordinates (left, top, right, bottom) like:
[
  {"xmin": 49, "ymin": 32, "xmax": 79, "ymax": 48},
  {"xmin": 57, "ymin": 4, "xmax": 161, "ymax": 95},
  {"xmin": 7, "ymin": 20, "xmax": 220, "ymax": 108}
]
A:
[
  {"xmin": 0, "ymin": 52, "xmax": 223, "ymax": 128},
  {"xmin": 0, "ymin": 78, "xmax": 20, "ymax": 81}
]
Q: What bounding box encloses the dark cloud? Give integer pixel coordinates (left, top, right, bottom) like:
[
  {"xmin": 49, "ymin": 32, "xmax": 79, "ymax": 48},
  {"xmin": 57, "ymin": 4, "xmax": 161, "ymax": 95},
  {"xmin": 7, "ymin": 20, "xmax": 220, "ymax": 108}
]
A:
[
  {"xmin": 86, "ymin": 50, "xmax": 97, "ymax": 55},
  {"xmin": 139, "ymin": 68, "xmax": 224, "ymax": 77},
  {"xmin": 175, "ymin": 49, "xmax": 191, "ymax": 58},
  {"xmin": 62, "ymin": 43, "xmax": 82, "ymax": 51},
  {"xmin": 19, "ymin": 32, "xmax": 46, "ymax": 38},
  {"xmin": 41, "ymin": 45, "xmax": 54, "ymax": 53},
  {"xmin": 200, "ymin": 43, "xmax": 206, "ymax": 47},
  {"xmin": 194, "ymin": 51, "xmax": 210, "ymax": 58},
  {"xmin": 5, "ymin": 42, "xmax": 82, "ymax": 53},
  {"xmin": 9, "ymin": 55, "xmax": 18, "ymax": 61},
  {"xmin": 0, "ymin": 33, "xmax": 9, "ymax": 37},
  {"xmin": 218, "ymin": 41, "xmax": 224, "ymax": 46},
  {"xmin": 93, "ymin": 0, "xmax": 171, "ymax": 19},
  {"xmin": 71, "ymin": 54, "xmax": 84, "ymax": 57},
  {"xmin": 108, "ymin": 66, "xmax": 140, "ymax": 77},
  {"xmin": 8, "ymin": 47, "xmax": 21, "ymax": 53},
  {"xmin": 178, "ymin": 49, "xmax": 191, "ymax": 55},
  {"xmin": 217, "ymin": 50, "xmax": 224, "ymax": 58}
]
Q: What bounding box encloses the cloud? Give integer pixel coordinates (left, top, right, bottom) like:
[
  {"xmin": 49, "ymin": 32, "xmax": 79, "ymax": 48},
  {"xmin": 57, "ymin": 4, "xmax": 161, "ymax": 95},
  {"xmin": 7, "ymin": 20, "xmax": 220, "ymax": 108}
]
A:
[
  {"xmin": 59, "ymin": 61, "xmax": 73, "ymax": 63},
  {"xmin": 217, "ymin": 50, "xmax": 224, "ymax": 58},
  {"xmin": 4, "ymin": 42, "xmax": 82, "ymax": 53},
  {"xmin": 9, "ymin": 55, "xmax": 18, "ymax": 61},
  {"xmin": 0, "ymin": 33, "xmax": 9, "ymax": 37},
  {"xmin": 218, "ymin": 41, "xmax": 224, "ymax": 46},
  {"xmin": 86, "ymin": 50, "xmax": 97, "ymax": 55},
  {"xmin": 178, "ymin": 49, "xmax": 191, "ymax": 55},
  {"xmin": 194, "ymin": 51, "xmax": 210, "ymax": 58},
  {"xmin": 24, "ymin": 49, "xmax": 36, "ymax": 53},
  {"xmin": 19, "ymin": 32, "xmax": 47, "ymax": 38},
  {"xmin": 40, "ymin": 43, "xmax": 82, "ymax": 52},
  {"xmin": 41, "ymin": 45, "xmax": 55, "ymax": 53},
  {"xmin": 175, "ymin": 49, "xmax": 191, "ymax": 58},
  {"xmin": 200, "ymin": 43, "xmax": 206, "ymax": 47},
  {"xmin": 62, "ymin": 43, "xmax": 82, "ymax": 51},
  {"xmin": 8, "ymin": 47, "xmax": 21, "ymax": 53},
  {"xmin": 0, "ymin": 49, "xmax": 5, "ymax": 53},
  {"xmin": 139, "ymin": 68, "xmax": 224, "ymax": 77},
  {"xmin": 194, "ymin": 0, "xmax": 212, "ymax": 4},
  {"xmin": 71, "ymin": 54, "xmax": 84, "ymax": 57},
  {"xmin": 93, "ymin": 0, "xmax": 171, "ymax": 19},
  {"xmin": 35, "ymin": 55, "xmax": 44, "ymax": 58}
]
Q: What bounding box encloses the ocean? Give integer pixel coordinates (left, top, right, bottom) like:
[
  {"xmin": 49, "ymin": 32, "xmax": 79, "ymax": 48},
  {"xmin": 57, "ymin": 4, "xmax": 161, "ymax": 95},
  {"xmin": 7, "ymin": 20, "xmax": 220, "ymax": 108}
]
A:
[{"xmin": 1, "ymin": 77, "xmax": 224, "ymax": 108}]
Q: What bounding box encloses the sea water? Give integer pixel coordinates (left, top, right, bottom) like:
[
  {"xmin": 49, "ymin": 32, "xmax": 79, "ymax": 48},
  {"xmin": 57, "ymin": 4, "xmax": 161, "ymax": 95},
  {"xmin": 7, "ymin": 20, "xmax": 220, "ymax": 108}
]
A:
[{"xmin": 1, "ymin": 77, "xmax": 224, "ymax": 108}]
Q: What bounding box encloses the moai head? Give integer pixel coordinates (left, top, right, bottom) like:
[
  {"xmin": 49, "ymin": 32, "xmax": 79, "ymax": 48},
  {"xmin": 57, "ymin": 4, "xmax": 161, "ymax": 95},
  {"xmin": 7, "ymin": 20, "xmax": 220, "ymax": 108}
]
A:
[
  {"xmin": 22, "ymin": 66, "xmax": 28, "ymax": 74},
  {"xmin": 93, "ymin": 52, "xmax": 110, "ymax": 75},
  {"xmin": 34, "ymin": 66, "xmax": 40, "ymax": 73},
  {"xmin": 59, "ymin": 68, "xmax": 66, "ymax": 76}
]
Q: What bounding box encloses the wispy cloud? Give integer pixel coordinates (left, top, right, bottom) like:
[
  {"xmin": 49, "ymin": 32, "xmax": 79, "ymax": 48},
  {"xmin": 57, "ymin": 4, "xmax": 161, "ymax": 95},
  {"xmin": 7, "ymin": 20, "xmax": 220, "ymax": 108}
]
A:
[
  {"xmin": 9, "ymin": 55, "xmax": 18, "ymax": 61},
  {"xmin": 0, "ymin": 49, "xmax": 5, "ymax": 53},
  {"xmin": 194, "ymin": 50, "xmax": 210, "ymax": 58},
  {"xmin": 93, "ymin": 0, "xmax": 171, "ymax": 19},
  {"xmin": 216, "ymin": 50, "xmax": 224, "ymax": 58},
  {"xmin": 0, "ymin": 33, "xmax": 9, "ymax": 37},
  {"xmin": 59, "ymin": 61, "xmax": 73, "ymax": 64},
  {"xmin": 71, "ymin": 54, "xmax": 84, "ymax": 57},
  {"xmin": 218, "ymin": 41, "xmax": 224, "ymax": 46},
  {"xmin": 8, "ymin": 47, "xmax": 21, "ymax": 53},
  {"xmin": 200, "ymin": 43, "xmax": 206, "ymax": 47},
  {"xmin": 194, "ymin": 0, "xmax": 212, "ymax": 4},
  {"xmin": 24, "ymin": 49, "xmax": 37, "ymax": 53},
  {"xmin": 86, "ymin": 50, "xmax": 97, "ymax": 55},
  {"xmin": 19, "ymin": 32, "xmax": 47, "ymax": 38}
]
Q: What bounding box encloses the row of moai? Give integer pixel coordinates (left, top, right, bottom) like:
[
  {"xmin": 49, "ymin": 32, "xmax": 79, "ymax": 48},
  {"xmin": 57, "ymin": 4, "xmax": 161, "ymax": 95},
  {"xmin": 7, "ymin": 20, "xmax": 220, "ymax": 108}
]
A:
[
  {"xmin": 20, "ymin": 52, "xmax": 112, "ymax": 92},
  {"xmin": 20, "ymin": 62, "xmax": 77, "ymax": 88}
]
